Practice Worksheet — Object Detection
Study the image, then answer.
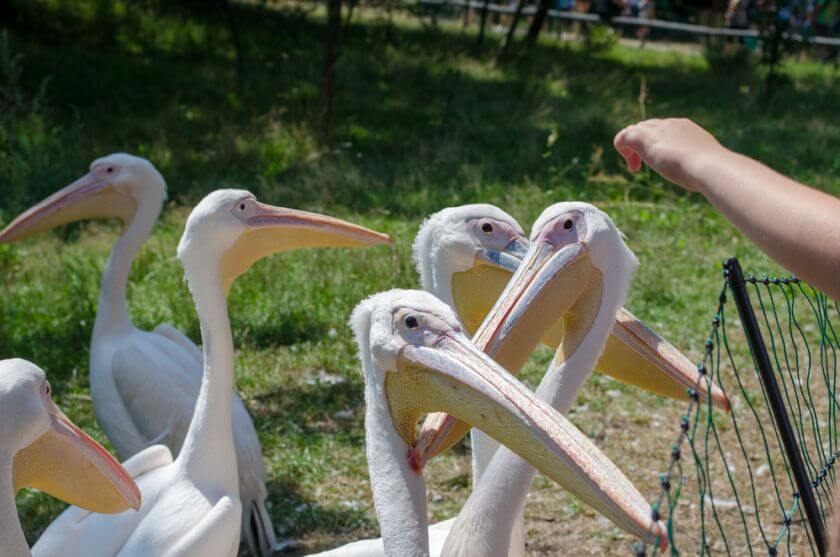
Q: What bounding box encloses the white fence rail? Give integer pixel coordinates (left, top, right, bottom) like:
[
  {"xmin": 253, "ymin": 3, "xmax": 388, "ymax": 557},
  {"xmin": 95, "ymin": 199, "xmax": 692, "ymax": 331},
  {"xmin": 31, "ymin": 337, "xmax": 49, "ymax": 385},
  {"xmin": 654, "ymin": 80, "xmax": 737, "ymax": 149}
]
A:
[{"xmin": 417, "ymin": 0, "xmax": 840, "ymax": 47}]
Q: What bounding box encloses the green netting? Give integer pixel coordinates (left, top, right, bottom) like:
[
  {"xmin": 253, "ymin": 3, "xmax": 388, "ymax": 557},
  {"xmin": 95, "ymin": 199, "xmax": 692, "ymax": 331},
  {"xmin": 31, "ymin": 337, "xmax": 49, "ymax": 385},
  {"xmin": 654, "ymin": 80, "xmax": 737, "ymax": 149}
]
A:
[{"xmin": 634, "ymin": 260, "xmax": 839, "ymax": 556}]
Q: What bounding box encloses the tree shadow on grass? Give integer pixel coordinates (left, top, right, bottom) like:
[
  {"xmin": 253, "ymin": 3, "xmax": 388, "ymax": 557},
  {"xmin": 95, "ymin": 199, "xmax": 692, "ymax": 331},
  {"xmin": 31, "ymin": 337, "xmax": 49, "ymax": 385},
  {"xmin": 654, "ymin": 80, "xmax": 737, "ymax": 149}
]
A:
[
  {"xmin": 6, "ymin": 1, "xmax": 837, "ymax": 217},
  {"xmin": 250, "ymin": 379, "xmax": 365, "ymax": 437}
]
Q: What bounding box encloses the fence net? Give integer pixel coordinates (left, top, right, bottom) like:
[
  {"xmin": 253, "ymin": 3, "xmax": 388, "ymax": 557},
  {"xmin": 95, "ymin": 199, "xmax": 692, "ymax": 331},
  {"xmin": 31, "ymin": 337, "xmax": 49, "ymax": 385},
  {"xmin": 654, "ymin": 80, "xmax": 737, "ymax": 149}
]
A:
[{"xmin": 635, "ymin": 258, "xmax": 840, "ymax": 556}]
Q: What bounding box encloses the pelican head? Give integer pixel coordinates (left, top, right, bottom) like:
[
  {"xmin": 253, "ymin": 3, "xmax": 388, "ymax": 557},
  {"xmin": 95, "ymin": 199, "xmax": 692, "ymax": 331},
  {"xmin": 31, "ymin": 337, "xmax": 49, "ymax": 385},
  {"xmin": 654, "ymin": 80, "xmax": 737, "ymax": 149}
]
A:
[
  {"xmin": 414, "ymin": 202, "xmax": 727, "ymax": 467},
  {"xmin": 1, "ymin": 358, "xmax": 140, "ymax": 513},
  {"xmin": 473, "ymin": 201, "xmax": 637, "ymax": 359},
  {"xmin": 0, "ymin": 154, "xmax": 166, "ymax": 243},
  {"xmin": 178, "ymin": 189, "xmax": 391, "ymax": 291},
  {"xmin": 413, "ymin": 204, "xmax": 528, "ymax": 333},
  {"xmin": 351, "ymin": 289, "xmax": 666, "ymax": 544}
]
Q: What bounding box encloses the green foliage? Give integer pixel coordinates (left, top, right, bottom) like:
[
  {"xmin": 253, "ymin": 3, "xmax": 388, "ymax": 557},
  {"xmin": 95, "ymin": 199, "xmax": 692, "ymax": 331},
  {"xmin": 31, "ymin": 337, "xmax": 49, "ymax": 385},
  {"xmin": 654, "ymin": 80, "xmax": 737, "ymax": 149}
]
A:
[
  {"xmin": 582, "ymin": 23, "xmax": 618, "ymax": 54},
  {"xmin": 0, "ymin": 31, "xmax": 83, "ymax": 216}
]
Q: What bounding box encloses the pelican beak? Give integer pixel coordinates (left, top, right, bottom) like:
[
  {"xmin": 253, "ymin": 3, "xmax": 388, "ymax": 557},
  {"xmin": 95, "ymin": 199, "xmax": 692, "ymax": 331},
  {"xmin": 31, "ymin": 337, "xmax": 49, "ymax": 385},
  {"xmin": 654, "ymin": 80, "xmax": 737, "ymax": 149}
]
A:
[
  {"xmin": 0, "ymin": 171, "xmax": 137, "ymax": 243},
  {"xmin": 458, "ymin": 240, "xmax": 724, "ymax": 412},
  {"xmin": 475, "ymin": 237, "xmax": 530, "ymax": 273},
  {"xmin": 416, "ymin": 239, "xmax": 594, "ymax": 464},
  {"xmin": 453, "ymin": 236, "xmax": 530, "ymax": 334},
  {"xmin": 433, "ymin": 239, "xmax": 731, "ymax": 464},
  {"xmin": 13, "ymin": 394, "xmax": 141, "ymax": 514},
  {"xmin": 219, "ymin": 202, "xmax": 391, "ymax": 288},
  {"xmin": 600, "ymin": 308, "xmax": 730, "ymax": 411},
  {"xmin": 390, "ymin": 331, "xmax": 666, "ymax": 545}
]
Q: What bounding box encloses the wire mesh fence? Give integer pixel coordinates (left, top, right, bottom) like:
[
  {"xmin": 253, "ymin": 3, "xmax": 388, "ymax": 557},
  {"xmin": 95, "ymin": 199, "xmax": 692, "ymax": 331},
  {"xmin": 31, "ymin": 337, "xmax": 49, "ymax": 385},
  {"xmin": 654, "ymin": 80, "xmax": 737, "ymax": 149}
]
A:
[{"xmin": 635, "ymin": 258, "xmax": 839, "ymax": 556}]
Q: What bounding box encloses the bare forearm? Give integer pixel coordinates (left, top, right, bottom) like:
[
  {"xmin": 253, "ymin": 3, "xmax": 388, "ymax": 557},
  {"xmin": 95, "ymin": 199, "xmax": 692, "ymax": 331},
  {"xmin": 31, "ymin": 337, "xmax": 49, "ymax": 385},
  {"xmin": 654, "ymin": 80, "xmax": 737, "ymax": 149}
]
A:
[
  {"xmin": 693, "ymin": 150, "xmax": 840, "ymax": 298},
  {"xmin": 614, "ymin": 118, "xmax": 840, "ymax": 298}
]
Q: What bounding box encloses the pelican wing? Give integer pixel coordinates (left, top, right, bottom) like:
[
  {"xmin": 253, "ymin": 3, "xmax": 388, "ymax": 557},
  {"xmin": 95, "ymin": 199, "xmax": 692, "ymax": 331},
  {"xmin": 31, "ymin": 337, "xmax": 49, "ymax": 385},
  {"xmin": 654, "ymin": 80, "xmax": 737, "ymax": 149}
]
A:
[
  {"xmin": 309, "ymin": 517, "xmax": 456, "ymax": 556},
  {"xmin": 111, "ymin": 333, "xmax": 269, "ymax": 525},
  {"xmin": 152, "ymin": 323, "xmax": 203, "ymax": 366},
  {"xmin": 112, "ymin": 341, "xmax": 198, "ymax": 455},
  {"xmin": 32, "ymin": 499, "xmax": 145, "ymax": 557},
  {"xmin": 161, "ymin": 496, "xmax": 242, "ymax": 557},
  {"xmin": 30, "ymin": 444, "xmax": 173, "ymax": 557},
  {"xmin": 121, "ymin": 444, "xmax": 174, "ymax": 479}
]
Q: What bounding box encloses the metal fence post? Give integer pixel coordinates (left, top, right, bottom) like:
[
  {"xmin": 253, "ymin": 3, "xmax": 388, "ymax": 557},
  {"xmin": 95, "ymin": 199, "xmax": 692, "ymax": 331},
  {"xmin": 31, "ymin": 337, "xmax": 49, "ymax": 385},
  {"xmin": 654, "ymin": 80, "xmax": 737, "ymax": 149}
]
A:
[{"xmin": 725, "ymin": 257, "xmax": 827, "ymax": 556}]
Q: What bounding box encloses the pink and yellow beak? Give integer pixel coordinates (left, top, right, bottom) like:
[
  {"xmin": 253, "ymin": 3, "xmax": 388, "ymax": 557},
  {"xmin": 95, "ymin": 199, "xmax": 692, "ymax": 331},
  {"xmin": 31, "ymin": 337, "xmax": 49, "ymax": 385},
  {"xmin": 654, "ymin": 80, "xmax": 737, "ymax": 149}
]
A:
[
  {"xmin": 454, "ymin": 237, "xmax": 728, "ymax": 411},
  {"xmin": 415, "ymin": 228, "xmax": 727, "ymax": 467},
  {"xmin": 13, "ymin": 393, "xmax": 140, "ymax": 514},
  {"xmin": 415, "ymin": 239, "xmax": 593, "ymax": 465},
  {"xmin": 219, "ymin": 202, "xmax": 391, "ymax": 288},
  {"xmin": 602, "ymin": 308, "xmax": 729, "ymax": 410},
  {"xmin": 387, "ymin": 328, "xmax": 667, "ymax": 545},
  {"xmin": 0, "ymin": 169, "xmax": 136, "ymax": 243}
]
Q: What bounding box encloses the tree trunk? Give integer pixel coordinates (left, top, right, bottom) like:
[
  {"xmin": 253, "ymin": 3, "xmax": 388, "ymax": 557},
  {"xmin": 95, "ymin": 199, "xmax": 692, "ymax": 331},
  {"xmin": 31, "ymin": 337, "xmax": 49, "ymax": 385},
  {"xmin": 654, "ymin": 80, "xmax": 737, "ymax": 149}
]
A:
[
  {"xmin": 344, "ymin": 0, "xmax": 358, "ymax": 30},
  {"xmin": 523, "ymin": 0, "xmax": 551, "ymax": 47},
  {"xmin": 477, "ymin": 0, "xmax": 491, "ymax": 45},
  {"xmin": 385, "ymin": 0, "xmax": 396, "ymax": 44},
  {"xmin": 219, "ymin": 0, "xmax": 244, "ymax": 87},
  {"xmin": 319, "ymin": 0, "xmax": 343, "ymax": 143},
  {"xmin": 495, "ymin": 0, "xmax": 525, "ymax": 63}
]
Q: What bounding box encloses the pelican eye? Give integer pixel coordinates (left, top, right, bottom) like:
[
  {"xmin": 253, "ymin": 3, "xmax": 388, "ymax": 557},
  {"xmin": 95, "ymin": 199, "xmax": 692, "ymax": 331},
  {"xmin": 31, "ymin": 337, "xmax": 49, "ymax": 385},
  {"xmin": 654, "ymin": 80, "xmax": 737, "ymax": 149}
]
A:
[
  {"xmin": 563, "ymin": 219, "xmax": 573, "ymax": 230},
  {"xmin": 44, "ymin": 382, "xmax": 51, "ymax": 396},
  {"xmin": 481, "ymin": 222, "xmax": 494, "ymax": 234},
  {"xmin": 404, "ymin": 315, "xmax": 420, "ymax": 329},
  {"xmin": 239, "ymin": 203, "xmax": 246, "ymax": 211},
  {"xmin": 106, "ymin": 167, "xmax": 114, "ymax": 173}
]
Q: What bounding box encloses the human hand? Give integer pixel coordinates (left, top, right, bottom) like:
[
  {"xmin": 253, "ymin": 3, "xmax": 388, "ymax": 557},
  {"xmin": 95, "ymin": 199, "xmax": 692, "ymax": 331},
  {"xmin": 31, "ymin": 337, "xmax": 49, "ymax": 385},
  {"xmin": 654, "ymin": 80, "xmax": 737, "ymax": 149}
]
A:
[{"xmin": 613, "ymin": 118, "xmax": 730, "ymax": 192}]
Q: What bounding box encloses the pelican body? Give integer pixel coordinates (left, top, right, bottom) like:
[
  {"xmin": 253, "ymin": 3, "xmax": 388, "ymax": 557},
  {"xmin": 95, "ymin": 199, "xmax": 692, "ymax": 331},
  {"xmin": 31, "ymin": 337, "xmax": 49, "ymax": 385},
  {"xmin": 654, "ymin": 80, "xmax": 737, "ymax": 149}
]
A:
[
  {"xmin": 0, "ymin": 359, "xmax": 140, "ymax": 557},
  {"xmin": 31, "ymin": 190, "xmax": 390, "ymax": 556},
  {"xmin": 0, "ymin": 156, "xmax": 289, "ymax": 555}
]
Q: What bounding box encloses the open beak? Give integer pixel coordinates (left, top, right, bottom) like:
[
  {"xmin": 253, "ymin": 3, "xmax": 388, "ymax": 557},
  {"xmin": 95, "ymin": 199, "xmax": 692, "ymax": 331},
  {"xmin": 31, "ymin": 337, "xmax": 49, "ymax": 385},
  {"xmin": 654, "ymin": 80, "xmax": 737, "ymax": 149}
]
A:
[
  {"xmin": 0, "ymin": 173, "xmax": 137, "ymax": 243},
  {"xmin": 13, "ymin": 397, "xmax": 141, "ymax": 514},
  {"xmin": 389, "ymin": 331, "xmax": 666, "ymax": 545},
  {"xmin": 219, "ymin": 202, "xmax": 391, "ymax": 288},
  {"xmin": 416, "ymin": 239, "xmax": 595, "ymax": 464}
]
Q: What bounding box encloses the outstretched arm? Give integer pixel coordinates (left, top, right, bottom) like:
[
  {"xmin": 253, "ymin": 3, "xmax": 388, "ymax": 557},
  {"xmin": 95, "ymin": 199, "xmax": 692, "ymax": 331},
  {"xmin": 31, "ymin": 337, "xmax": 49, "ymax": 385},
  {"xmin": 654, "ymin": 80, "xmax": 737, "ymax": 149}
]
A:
[{"xmin": 614, "ymin": 118, "xmax": 840, "ymax": 299}]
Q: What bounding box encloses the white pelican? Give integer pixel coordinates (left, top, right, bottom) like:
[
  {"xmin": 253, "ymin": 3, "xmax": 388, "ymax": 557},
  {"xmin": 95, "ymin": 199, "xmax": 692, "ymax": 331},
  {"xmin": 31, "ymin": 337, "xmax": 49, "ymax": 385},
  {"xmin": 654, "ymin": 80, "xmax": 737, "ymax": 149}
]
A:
[
  {"xmin": 0, "ymin": 156, "xmax": 285, "ymax": 556},
  {"xmin": 412, "ymin": 202, "xmax": 726, "ymax": 555},
  {"xmin": 0, "ymin": 358, "xmax": 140, "ymax": 557},
  {"xmin": 413, "ymin": 204, "xmax": 727, "ymax": 477},
  {"xmin": 310, "ymin": 203, "xmax": 725, "ymax": 556},
  {"xmin": 31, "ymin": 189, "xmax": 391, "ymax": 557},
  {"xmin": 348, "ymin": 289, "xmax": 666, "ymax": 556}
]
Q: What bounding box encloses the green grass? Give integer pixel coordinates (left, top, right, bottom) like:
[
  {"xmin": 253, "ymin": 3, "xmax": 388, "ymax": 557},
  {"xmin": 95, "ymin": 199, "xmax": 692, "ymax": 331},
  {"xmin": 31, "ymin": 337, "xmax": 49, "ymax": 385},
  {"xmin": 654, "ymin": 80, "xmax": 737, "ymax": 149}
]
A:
[{"xmin": 1, "ymin": 1, "xmax": 838, "ymax": 553}]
